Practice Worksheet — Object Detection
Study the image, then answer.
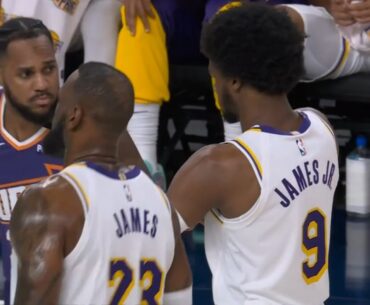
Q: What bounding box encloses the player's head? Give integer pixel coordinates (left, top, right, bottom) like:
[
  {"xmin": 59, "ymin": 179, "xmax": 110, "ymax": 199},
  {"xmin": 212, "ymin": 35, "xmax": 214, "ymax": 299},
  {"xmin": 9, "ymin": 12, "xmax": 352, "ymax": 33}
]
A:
[
  {"xmin": 43, "ymin": 62, "xmax": 134, "ymax": 161},
  {"xmin": 201, "ymin": 3, "xmax": 304, "ymax": 123},
  {"xmin": 0, "ymin": 17, "xmax": 58, "ymax": 126}
]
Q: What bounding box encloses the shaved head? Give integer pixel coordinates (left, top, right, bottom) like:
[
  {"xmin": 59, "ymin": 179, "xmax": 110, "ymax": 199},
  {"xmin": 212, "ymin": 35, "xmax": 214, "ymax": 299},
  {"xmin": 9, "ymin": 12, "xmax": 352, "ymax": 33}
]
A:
[
  {"xmin": 70, "ymin": 62, "xmax": 134, "ymax": 134},
  {"xmin": 44, "ymin": 62, "xmax": 135, "ymax": 160}
]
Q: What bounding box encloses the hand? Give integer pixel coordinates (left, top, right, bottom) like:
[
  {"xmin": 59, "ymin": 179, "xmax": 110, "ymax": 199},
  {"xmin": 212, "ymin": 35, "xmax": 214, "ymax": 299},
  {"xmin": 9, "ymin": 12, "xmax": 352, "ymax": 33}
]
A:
[
  {"xmin": 121, "ymin": 0, "xmax": 154, "ymax": 36},
  {"xmin": 330, "ymin": 0, "xmax": 356, "ymax": 26},
  {"xmin": 348, "ymin": 0, "xmax": 370, "ymax": 24}
]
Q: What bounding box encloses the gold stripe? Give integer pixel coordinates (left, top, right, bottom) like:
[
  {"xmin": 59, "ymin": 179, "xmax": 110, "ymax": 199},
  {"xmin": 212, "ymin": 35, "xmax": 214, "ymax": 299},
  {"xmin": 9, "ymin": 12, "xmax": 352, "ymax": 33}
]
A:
[
  {"xmin": 235, "ymin": 138, "xmax": 263, "ymax": 175},
  {"xmin": 249, "ymin": 127, "xmax": 261, "ymax": 132},
  {"xmin": 330, "ymin": 39, "xmax": 351, "ymax": 79},
  {"xmin": 63, "ymin": 172, "xmax": 90, "ymax": 209}
]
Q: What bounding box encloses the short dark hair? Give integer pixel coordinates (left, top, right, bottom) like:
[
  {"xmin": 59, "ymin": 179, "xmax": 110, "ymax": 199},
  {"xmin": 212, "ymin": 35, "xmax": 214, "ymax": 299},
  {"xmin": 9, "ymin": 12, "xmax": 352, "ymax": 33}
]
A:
[
  {"xmin": 201, "ymin": 3, "xmax": 304, "ymax": 94},
  {"xmin": 0, "ymin": 17, "xmax": 53, "ymax": 57},
  {"xmin": 73, "ymin": 62, "xmax": 134, "ymax": 132}
]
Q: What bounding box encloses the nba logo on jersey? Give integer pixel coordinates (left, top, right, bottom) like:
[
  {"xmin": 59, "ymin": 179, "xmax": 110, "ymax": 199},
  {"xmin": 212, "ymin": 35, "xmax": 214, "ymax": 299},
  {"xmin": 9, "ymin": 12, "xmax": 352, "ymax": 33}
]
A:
[{"xmin": 296, "ymin": 138, "xmax": 307, "ymax": 156}]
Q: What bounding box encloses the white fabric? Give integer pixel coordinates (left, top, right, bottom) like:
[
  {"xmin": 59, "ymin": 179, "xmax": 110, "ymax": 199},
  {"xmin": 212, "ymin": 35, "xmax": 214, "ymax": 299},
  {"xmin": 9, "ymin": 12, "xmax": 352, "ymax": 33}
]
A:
[
  {"xmin": 205, "ymin": 110, "xmax": 339, "ymax": 305},
  {"xmin": 81, "ymin": 0, "xmax": 121, "ymax": 65},
  {"xmin": 283, "ymin": 4, "xmax": 370, "ymax": 81},
  {"xmin": 57, "ymin": 163, "xmax": 175, "ymax": 304},
  {"xmin": 176, "ymin": 209, "xmax": 190, "ymax": 233},
  {"xmin": 127, "ymin": 103, "xmax": 161, "ymax": 170},
  {"xmin": 223, "ymin": 120, "xmax": 242, "ymax": 142},
  {"xmin": 163, "ymin": 285, "xmax": 193, "ymax": 305},
  {"xmin": 339, "ymin": 22, "xmax": 370, "ymax": 52}
]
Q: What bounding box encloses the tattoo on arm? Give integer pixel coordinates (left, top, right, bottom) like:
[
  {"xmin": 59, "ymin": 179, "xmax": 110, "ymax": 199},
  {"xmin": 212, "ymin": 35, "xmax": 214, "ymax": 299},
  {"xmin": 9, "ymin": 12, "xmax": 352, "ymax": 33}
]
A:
[{"xmin": 10, "ymin": 187, "xmax": 64, "ymax": 305}]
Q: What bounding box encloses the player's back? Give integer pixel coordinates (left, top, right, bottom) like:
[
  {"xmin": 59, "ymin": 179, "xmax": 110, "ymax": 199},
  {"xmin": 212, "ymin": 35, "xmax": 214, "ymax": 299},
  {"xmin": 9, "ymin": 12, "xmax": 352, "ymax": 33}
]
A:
[
  {"xmin": 57, "ymin": 161, "xmax": 175, "ymax": 305},
  {"xmin": 204, "ymin": 110, "xmax": 339, "ymax": 305}
]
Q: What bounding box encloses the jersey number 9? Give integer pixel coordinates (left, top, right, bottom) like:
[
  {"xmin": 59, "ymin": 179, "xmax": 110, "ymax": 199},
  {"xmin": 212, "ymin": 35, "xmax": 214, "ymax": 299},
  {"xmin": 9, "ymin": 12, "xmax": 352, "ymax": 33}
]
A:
[{"xmin": 302, "ymin": 208, "xmax": 328, "ymax": 284}]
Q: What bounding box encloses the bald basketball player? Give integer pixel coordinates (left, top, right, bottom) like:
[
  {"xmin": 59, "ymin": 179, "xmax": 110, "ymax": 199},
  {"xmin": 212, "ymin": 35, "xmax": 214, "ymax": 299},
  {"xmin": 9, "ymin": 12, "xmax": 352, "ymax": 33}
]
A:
[
  {"xmin": 10, "ymin": 62, "xmax": 192, "ymax": 305},
  {"xmin": 168, "ymin": 4, "xmax": 339, "ymax": 305}
]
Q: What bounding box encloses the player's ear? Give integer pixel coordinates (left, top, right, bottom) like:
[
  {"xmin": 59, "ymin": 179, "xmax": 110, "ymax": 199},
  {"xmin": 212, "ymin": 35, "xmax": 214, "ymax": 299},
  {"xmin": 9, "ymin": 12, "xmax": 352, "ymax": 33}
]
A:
[
  {"xmin": 67, "ymin": 104, "xmax": 83, "ymax": 131},
  {"xmin": 231, "ymin": 78, "xmax": 242, "ymax": 92}
]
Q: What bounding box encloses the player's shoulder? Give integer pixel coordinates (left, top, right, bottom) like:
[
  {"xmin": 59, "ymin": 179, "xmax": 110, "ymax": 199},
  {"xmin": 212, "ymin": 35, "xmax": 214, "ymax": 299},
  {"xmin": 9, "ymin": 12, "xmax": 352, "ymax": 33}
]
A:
[
  {"xmin": 175, "ymin": 143, "xmax": 250, "ymax": 185},
  {"xmin": 16, "ymin": 174, "xmax": 80, "ymax": 217}
]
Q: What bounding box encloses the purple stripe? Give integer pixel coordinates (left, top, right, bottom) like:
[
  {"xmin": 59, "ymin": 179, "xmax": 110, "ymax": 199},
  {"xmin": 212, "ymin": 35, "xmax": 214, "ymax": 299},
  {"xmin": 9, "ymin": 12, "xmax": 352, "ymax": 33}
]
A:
[
  {"xmin": 257, "ymin": 112, "xmax": 311, "ymax": 136},
  {"xmin": 85, "ymin": 161, "xmax": 141, "ymax": 180}
]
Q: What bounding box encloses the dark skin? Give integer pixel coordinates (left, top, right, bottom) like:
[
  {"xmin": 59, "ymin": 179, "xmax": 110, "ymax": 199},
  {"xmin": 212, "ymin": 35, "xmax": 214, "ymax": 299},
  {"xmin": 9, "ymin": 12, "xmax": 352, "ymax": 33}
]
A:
[
  {"xmin": 117, "ymin": 130, "xmax": 150, "ymax": 176},
  {"xmin": 0, "ymin": 35, "xmax": 147, "ymax": 172},
  {"xmin": 0, "ymin": 35, "xmax": 59, "ymax": 141},
  {"xmin": 168, "ymin": 63, "xmax": 311, "ymax": 228},
  {"xmin": 10, "ymin": 69, "xmax": 191, "ymax": 305}
]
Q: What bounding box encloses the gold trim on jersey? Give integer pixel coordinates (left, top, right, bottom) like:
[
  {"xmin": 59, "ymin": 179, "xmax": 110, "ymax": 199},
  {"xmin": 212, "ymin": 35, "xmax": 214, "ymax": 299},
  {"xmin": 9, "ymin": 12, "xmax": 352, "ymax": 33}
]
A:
[
  {"xmin": 234, "ymin": 138, "xmax": 263, "ymax": 179},
  {"xmin": 324, "ymin": 38, "xmax": 351, "ymax": 80},
  {"xmin": 62, "ymin": 171, "xmax": 90, "ymax": 210}
]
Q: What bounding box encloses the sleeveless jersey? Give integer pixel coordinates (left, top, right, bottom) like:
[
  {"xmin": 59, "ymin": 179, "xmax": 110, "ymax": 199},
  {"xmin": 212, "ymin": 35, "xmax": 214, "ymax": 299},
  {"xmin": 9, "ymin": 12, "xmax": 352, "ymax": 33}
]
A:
[
  {"xmin": 56, "ymin": 161, "xmax": 175, "ymax": 305},
  {"xmin": 204, "ymin": 110, "xmax": 339, "ymax": 305},
  {"xmin": 0, "ymin": 95, "xmax": 63, "ymax": 305}
]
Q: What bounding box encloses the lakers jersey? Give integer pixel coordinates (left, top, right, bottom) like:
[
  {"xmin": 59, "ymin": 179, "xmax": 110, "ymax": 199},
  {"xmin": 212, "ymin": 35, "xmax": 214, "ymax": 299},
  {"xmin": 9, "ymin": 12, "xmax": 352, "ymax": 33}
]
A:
[
  {"xmin": 205, "ymin": 110, "xmax": 339, "ymax": 305},
  {"xmin": 0, "ymin": 96, "xmax": 63, "ymax": 305},
  {"xmin": 56, "ymin": 161, "xmax": 175, "ymax": 305}
]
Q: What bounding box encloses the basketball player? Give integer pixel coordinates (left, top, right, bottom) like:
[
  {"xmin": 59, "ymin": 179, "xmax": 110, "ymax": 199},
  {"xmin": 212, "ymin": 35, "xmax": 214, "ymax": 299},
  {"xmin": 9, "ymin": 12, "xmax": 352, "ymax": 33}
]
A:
[
  {"xmin": 1, "ymin": 0, "xmax": 121, "ymax": 82},
  {"xmin": 10, "ymin": 62, "xmax": 192, "ymax": 305},
  {"xmin": 168, "ymin": 4, "xmax": 339, "ymax": 304},
  {"xmin": 0, "ymin": 17, "xmax": 63, "ymax": 305}
]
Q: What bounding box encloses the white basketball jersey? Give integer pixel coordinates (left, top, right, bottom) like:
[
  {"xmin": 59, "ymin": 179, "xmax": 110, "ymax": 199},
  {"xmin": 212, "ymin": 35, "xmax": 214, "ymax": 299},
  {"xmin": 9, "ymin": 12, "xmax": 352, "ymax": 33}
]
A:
[
  {"xmin": 56, "ymin": 162, "xmax": 175, "ymax": 305},
  {"xmin": 205, "ymin": 110, "xmax": 339, "ymax": 305}
]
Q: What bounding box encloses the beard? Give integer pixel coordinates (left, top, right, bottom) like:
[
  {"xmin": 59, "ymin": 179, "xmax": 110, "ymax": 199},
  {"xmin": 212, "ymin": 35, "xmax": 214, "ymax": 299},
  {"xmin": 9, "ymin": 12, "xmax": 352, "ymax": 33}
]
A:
[
  {"xmin": 220, "ymin": 88, "xmax": 239, "ymax": 124},
  {"xmin": 42, "ymin": 119, "xmax": 65, "ymax": 159},
  {"xmin": 3, "ymin": 83, "xmax": 57, "ymax": 128}
]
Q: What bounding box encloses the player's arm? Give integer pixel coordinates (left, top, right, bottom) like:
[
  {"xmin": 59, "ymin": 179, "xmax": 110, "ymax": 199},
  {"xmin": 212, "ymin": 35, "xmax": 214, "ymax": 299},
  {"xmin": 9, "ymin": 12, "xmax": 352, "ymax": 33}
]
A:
[
  {"xmin": 167, "ymin": 145, "xmax": 226, "ymax": 231},
  {"xmin": 117, "ymin": 130, "xmax": 150, "ymax": 176},
  {"xmin": 164, "ymin": 204, "xmax": 192, "ymax": 304},
  {"xmin": 10, "ymin": 185, "xmax": 65, "ymax": 305}
]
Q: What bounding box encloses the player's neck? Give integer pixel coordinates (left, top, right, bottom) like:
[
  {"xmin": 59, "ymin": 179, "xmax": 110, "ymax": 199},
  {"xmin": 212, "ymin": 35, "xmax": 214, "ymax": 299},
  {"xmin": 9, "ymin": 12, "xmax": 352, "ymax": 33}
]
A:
[
  {"xmin": 65, "ymin": 143, "xmax": 118, "ymax": 170},
  {"xmin": 238, "ymin": 91, "xmax": 300, "ymax": 132},
  {"xmin": 3, "ymin": 100, "xmax": 43, "ymax": 141}
]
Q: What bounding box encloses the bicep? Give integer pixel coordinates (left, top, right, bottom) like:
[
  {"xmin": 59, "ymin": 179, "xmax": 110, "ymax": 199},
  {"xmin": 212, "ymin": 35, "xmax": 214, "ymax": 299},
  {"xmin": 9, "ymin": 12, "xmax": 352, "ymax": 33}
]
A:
[{"xmin": 10, "ymin": 190, "xmax": 64, "ymax": 305}]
